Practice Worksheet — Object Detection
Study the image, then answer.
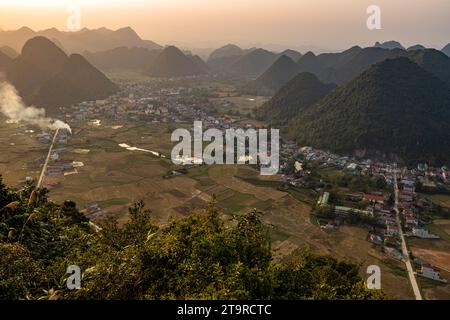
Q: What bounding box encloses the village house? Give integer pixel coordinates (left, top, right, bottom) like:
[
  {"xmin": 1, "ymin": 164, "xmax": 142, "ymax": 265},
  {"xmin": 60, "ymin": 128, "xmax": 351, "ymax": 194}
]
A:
[
  {"xmin": 318, "ymin": 192, "xmax": 330, "ymax": 207},
  {"xmin": 369, "ymin": 233, "xmax": 383, "ymax": 245},
  {"xmin": 398, "ymin": 202, "xmax": 412, "ymax": 210},
  {"xmin": 399, "ymin": 190, "xmax": 414, "ymax": 202},
  {"xmin": 384, "ymin": 216, "xmax": 397, "ymax": 226},
  {"xmin": 412, "ymin": 228, "xmax": 440, "ymax": 239},
  {"xmin": 386, "ymin": 225, "xmax": 399, "ymax": 236},
  {"xmin": 46, "ymin": 165, "xmax": 64, "ymax": 177},
  {"xmin": 404, "ymin": 215, "xmax": 419, "ymax": 228},
  {"xmin": 335, "ymin": 206, "xmax": 372, "ymax": 217},
  {"xmin": 384, "ymin": 246, "xmax": 403, "ymax": 260},
  {"xmin": 363, "ymin": 193, "xmax": 385, "ymax": 204}
]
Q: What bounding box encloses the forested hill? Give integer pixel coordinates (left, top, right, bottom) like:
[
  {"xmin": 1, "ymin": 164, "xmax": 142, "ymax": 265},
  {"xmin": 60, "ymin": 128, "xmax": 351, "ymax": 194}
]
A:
[
  {"xmin": 287, "ymin": 58, "xmax": 450, "ymax": 165},
  {"xmin": 256, "ymin": 72, "xmax": 336, "ymax": 126}
]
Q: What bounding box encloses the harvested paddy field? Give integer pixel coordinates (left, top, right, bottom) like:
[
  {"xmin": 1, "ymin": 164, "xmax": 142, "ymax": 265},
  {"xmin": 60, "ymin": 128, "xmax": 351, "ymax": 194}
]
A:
[
  {"xmin": 210, "ymin": 95, "xmax": 269, "ymax": 115},
  {"xmin": 0, "ymin": 123, "xmax": 50, "ymax": 186},
  {"xmin": 0, "ymin": 120, "xmax": 431, "ymax": 299}
]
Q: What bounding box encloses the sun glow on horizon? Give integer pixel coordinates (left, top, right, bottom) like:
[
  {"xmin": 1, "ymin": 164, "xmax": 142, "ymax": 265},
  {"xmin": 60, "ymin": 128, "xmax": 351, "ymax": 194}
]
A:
[
  {"xmin": 0, "ymin": 0, "xmax": 449, "ymax": 49},
  {"xmin": 0, "ymin": 0, "xmax": 147, "ymax": 8}
]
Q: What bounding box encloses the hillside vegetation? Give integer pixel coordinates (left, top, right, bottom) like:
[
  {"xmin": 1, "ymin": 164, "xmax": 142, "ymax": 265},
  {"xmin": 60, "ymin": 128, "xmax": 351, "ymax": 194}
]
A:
[
  {"xmin": 0, "ymin": 175, "xmax": 383, "ymax": 300},
  {"xmin": 287, "ymin": 58, "xmax": 450, "ymax": 165}
]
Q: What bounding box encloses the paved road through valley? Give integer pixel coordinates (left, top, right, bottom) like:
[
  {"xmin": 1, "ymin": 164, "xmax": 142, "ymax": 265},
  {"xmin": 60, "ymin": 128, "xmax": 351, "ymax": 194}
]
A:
[
  {"xmin": 36, "ymin": 128, "xmax": 59, "ymax": 189},
  {"xmin": 393, "ymin": 171, "xmax": 423, "ymax": 300}
]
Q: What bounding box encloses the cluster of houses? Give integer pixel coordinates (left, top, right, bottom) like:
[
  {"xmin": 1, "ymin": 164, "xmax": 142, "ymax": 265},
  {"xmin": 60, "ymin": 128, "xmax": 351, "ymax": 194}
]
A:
[
  {"xmin": 417, "ymin": 163, "xmax": 450, "ymax": 185},
  {"xmin": 44, "ymin": 130, "xmax": 84, "ymax": 189},
  {"xmin": 315, "ymin": 168, "xmax": 447, "ymax": 283},
  {"xmin": 396, "ymin": 178, "xmax": 440, "ymax": 240},
  {"xmin": 416, "ymin": 263, "xmax": 448, "ymax": 283},
  {"xmin": 59, "ymin": 80, "xmax": 242, "ymax": 131},
  {"xmin": 317, "ymin": 191, "xmax": 387, "ymax": 224},
  {"xmin": 279, "ymin": 145, "xmax": 450, "ymax": 189},
  {"xmin": 19, "ymin": 128, "xmax": 81, "ymax": 190},
  {"xmin": 316, "ymin": 190, "xmax": 405, "ymax": 260},
  {"xmin": 82, "ymin": 203, "xmax": 103, "ymax": 220}
]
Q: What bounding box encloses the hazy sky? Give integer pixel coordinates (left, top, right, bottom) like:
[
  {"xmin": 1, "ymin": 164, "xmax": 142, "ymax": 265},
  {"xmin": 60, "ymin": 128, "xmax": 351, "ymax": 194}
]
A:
[{"xmin": 0, "ymin": 0, "xmax": 449, "ymax": 51}]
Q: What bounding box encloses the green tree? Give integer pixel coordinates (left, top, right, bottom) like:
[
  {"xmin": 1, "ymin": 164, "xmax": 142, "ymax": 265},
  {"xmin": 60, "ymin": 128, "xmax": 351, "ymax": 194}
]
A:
[{"xmin": 0, "ymin": 178, "xmax": 384, "ymax": 300}]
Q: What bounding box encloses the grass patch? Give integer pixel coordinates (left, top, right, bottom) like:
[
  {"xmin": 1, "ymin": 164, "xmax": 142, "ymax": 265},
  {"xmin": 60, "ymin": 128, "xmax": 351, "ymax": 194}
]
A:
[
  {"xmin": 417, "ymin": 276, "xmax": 449, "ymax": 289},
  {"xmin": 236, "ymin": 166, "xmax": 259, "ymax": 179},
  {"xmin": 239, "ymin": 177, "xmax": 282, "ymax": 188},
  {"xmin": 84, "ymin": 138, "xmax": 121, "ymax": 152},
  {"xmin": 427, "ymin": 223, "xmax": 450, "ymax": 242},
  {"xmin": 122, "ymin": 154, "xmax": 160, "ymax": 169},
  {"xmin": 188, "ymin": 166, "xmax": 217, "ymax": 187},
  {"xmin": 380, "ymin": 259, "xmax": 407, "ymax": 278},
  {"xmin": 425, "ymin": 194, "xmax": 450, "ymax": 209},
  {"xmin": 97, "ymin": 198, "xmax": 131, "ymax": 208},
  {"xmin": 287, "ymin": 188, "xmax": 317, "ymax": 205},
  {"xmin": 270, "ymin": 228, "xmax": 291, "ymax": 242}
]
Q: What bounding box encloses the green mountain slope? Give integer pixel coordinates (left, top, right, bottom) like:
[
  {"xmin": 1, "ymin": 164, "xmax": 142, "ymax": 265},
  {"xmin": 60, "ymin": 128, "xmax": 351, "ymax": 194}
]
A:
[
  {"xmin": 256, "ymin": 72, "xmax": 336, "ymax": 125},
  {"xmin": 398, "ymin": 49, "xmax": 450, "ymax": 87},
  {"xmin": 6, "ymin": 36, "xmax": 118, "ymax": 112},
  {"xmin": 287, "ymin": 58, "xmax": 450, "ymax": 165},
  {"xmin": 31, "ymin": 54, "xmax": 119, "ymax": 110}
]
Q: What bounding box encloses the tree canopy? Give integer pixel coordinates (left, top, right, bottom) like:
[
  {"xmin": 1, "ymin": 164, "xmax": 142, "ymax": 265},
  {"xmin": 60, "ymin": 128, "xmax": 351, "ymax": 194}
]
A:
[{"xmin": 0, "ymin": 175, "xmax": 383, "ymax": 300}]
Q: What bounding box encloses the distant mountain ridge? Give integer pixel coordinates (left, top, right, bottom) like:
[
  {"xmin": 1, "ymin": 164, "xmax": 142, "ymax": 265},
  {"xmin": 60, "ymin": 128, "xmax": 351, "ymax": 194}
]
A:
[
  {"xmin": 208, "ymin": 44, "xmax": 244, "ymax": 61},
  {"xmin": 407, "ymin": 45, "xmax": 426, "ymax": 51},
  {"xmin": 229, "ymin": 42, "xmax": 450, "ymax": 97},
  {"xmin": 443, "ymin": 44, "xmax": 450, "ymax": 57},
  {"xmin": 84, "ymin": 46, "xmax": 162, "ymax": 72},
  {"xmin": 374, "ymin": 41, "xmax": 405, "ymax": 50},
  {"xmin": 147, "ymin": 46, "xmax": 207, "ymax": 77},
  {"xmin": 278, "ymin": 49, "xmax": 302, "ymax": 62},
  {"xmin": 207, "ymin": 45, "xmax": 278, "ymax": 76},
  {"xmin": 0, "ymin": 51, "xmax": 12, "ymax": 72},
  {"xmin": 0, "ymin": 26, "xmax": 162, "ymax": 54},
  {"xmin": 242, "ymin": 55, "xmax": 300, "ymax": 95},
  {"xmin": 227, "ymin": 48, "xmax": 278, "ymax": 77},
  {"xmin": 189, "ymin": 55, "xmax": 209, "ymax": 74},
  {"xmin": 293, "ymin": 46, "xmax": 450, "ymax": 86},
  {"xmin": 6, "ymin": 36, "xmax": 118, "ymax": 112},
  {"xmin": 0, "ymin": 46, "xmax": 18, "ymax": 59},
  {"xmin": 208, "ymin": 46, "xmax": 302, "ymax": 78}
]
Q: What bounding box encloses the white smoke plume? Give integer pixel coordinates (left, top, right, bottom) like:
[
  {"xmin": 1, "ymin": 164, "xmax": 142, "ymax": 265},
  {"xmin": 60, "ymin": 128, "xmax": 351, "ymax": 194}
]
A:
[{"xmin": 0, "ymin": 81, "xmax": 72, "ymax": 134}]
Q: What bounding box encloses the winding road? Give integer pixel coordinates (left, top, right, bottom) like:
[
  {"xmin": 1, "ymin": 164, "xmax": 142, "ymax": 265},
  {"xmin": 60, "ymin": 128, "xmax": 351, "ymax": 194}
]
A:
[{"xmin": 35, "ymin": 128, "xmax": 102, "ymax": 232}]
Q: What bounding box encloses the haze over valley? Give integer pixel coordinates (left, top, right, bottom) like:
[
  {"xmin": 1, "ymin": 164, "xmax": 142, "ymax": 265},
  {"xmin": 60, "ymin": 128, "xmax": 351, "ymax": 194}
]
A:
[{"xmin": 1, "ymin": 0, "xmax": 450, "ymax": 302}]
